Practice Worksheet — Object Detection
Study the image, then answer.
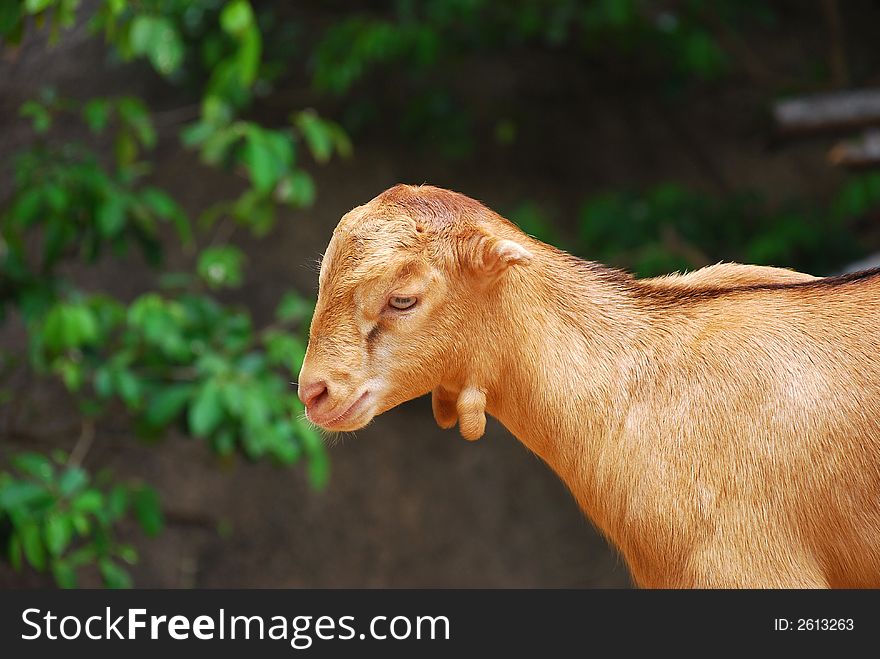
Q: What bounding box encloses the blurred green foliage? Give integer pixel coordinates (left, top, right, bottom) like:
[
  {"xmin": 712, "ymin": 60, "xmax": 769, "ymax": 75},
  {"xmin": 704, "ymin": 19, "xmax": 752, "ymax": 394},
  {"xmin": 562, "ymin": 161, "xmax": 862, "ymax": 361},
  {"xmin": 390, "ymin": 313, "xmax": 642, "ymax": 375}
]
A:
[
  {"xmin": 308, "ymin": 0, "xmax": 771, "ymax": 154},
  {"xmin": 506, "ymin": 173, "xmax": 880, "ymax": 277},
  {"xmin": 575, "ymin": 177, "xmax": 880, "ymax": 277},
  {"xmin": 1, "ymin": 95, "xmax": 325, "ymax": 585},
  {"xmin": 2, "ymin": 0, "xmax": 879, "ymax": 588},
  {"xmin": 2, "ymin": 0, "xmax": 339, "ymax": 587},
  {"xmin": 509, "ymin": 174, "xmax": 880, "ymax": 278},
  {"xmin": 311, "ymin": 0, "xmax": 748, "ymax": 95},
  {"xmin": 0, "ymin": 449, "xmax": 161, "ymax": 588}
]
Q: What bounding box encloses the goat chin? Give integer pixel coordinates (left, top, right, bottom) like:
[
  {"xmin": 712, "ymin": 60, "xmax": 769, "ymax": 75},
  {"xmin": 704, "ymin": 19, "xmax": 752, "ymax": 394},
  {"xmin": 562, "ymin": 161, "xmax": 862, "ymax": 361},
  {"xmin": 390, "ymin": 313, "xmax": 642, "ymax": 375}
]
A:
[{"xmin": 300, "ymin": 183, "xmax": 880, "ymax": 589}]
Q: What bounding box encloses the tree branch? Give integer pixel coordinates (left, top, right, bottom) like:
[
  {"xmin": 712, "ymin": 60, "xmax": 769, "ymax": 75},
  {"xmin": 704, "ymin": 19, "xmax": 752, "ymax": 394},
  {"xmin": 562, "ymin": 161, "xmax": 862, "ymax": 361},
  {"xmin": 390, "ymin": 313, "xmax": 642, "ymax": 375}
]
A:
[{"xmin": 68, "ymin": 418, "xmax": 95, "ymax": 468}]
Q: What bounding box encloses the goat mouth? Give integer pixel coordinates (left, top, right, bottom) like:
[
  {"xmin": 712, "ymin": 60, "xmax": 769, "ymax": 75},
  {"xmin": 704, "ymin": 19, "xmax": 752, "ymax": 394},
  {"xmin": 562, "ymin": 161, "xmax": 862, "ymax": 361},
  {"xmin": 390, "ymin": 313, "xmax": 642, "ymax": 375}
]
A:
[{"xmin": 307, "ymin": 391, "xmax": 371, "ymax": 429}]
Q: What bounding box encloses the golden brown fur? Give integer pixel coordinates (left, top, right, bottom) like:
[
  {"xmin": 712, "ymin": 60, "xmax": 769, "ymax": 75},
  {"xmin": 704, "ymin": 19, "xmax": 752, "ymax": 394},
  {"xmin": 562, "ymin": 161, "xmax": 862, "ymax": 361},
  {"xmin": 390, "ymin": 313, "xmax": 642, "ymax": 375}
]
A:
[
  {"xmin": 645, "ymin": 262, "xmax": 817, "ymax": 287},
  {"xmin": 299, "ymin": 184, "xmax": 880, "ymax": 588}
]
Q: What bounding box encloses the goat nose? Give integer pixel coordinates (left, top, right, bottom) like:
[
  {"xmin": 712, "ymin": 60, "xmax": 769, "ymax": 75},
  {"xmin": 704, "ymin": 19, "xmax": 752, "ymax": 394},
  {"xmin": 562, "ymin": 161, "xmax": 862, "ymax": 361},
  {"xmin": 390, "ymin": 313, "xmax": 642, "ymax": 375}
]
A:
[{"xmin": 298, "ymin": 379, "xmax": 328, "ymax": 408}]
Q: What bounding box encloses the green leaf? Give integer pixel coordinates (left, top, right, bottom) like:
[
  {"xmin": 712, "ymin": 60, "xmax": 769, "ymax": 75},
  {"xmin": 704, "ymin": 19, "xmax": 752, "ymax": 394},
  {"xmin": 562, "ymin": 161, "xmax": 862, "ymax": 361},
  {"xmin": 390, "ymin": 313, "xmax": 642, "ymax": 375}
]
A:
[
  {"xmin": 97, "ymin": 194, "xmax": 128, "ymax": 238},
  {"xmin": 1, "ymin": 18, "xmax": 22, "ymax": 45},
  {"xmin": 94, "ymin": 367, "xmax": 114, "ymax": 398},
  {"xmin": 328, "ymin": 123, "xmax": 353, "ymax": 159},
  {"xmin": 198, "ymin": 124, "xmax": 241, "ymax": 166},
  {"xmin": 127, "ymin": 295, "xmax": 187, "ymax": 357},
  {"xmin": 72, "ymin": 305, "xmax": 100, "ymax": 346},
  {"xmin": 9, "ymin": 188, "xmax": 43, "ymax": 227},
  {"xmin": 200, "ymin": 95, "xmax": 234, "ymax": 127},
  {"xmin": 128, "ymin": 15, "xmax": 159, "ymax": 54},
  {"xmin": 20, "ymin": 521, "xmax": 47, "ymax": 570},
  {"xmin": 143, "ymin": 383, "xmax": 194, "ymax": 428},
  {"xmin": 180, "ymin": 120, "xmax": 214, "ymax": 148},
  {"xmin": 19, "ymin": 100, "xmax": 51, "ymax": 134},
  {"xmin": 114, "ymin": 131, "xmax": 137, "ymax": 166},
  {"xmin": 189, "ymin": 379, "xmax": 224, "ymax": 437},
  {"xmin": 9, "ymin": 536, "xmax": 23, "ymax": 571},
  {"xmin": 0, "ymin": 480, "xmax": 49, "ymax": 509},
  {"xmin": 52, "ymin": 560, "xmax": 78, "ymax": 588},
  {"xmin": 140, "ymin": 186, "xmax": 180, "ymax": 214},
  {"xmin": 212, "ymin": 427, "xmax": 236, "ymax": 456},
  {"xmin": 82, "ymin": 98, "xmax": 111, "ymax": 133},
  {"xmin": 107, "ymin": 486, "xmax": 129, "ymax": 520},
  {"xmin": 25, "ymin": 0, "xmax": 54, "ymax": 13},
  {"xmin": 600, "ymin": 0, "xmax": 635, "ymax": 26},
  {"xmin": 271, "ymin": 434, "xmax": 300, "ymax": 465},
  {"xmin": 833, "ymin": 173, "xmax": 880, "ymax": 220},
  {"xmin": 58, "ymin": 467, "xmax": 88, "ymax": 496},
  {"xmin": 220, "ymin": 0, "xmax": 254, "ymax": 36},
  {"xmin": 43, "ymin": 217, "xmax": 74, "ymax": 268},
  {"xmin": 79, "ymin": 398, "xmax": 103, "ymax": 418},
  {"xmin": 285, "ymin": 170, "xmax": 315, "ymax": 207},
  {"xmin": 140, "ymin": 188, "xmax": 190, "ymax": 242},
  {"xmin": 275, "ymin": 292, "xmax": 313, "ymax": 325},
  {"xmin": 71, "ymin": 514, "xmax": 89, "ymax": 534},
  {"xmin": 55, "ymin": 358, "xmax": 83, "ymax": 392},
  {"xmin": 42, "ymin": 303, "xmax": 99, "ymax": 351},
  {"xmin": 129, "ymin": 15, "xmax": 184, "ymax": 76},
  {"xmin": 117, "ymin": 544, "xmax": 138, "ymax": 564},
  {"xmin": 264, "ymin": 330, "xmax": 305, "ymax": 370},
  {"xmin": 242, "ymin": 126, "xmax": 292, "ymax": 193},
  {"xmin": 197, "ymin": 246, "xmax": 245, "ymax": 289},
  {"xmin": 57, "ymin": 0, "xmax": 77, "ymax": 29},
  {"xmin": 243, "ymin": 134, "xmax": 274, "ymax": 192},
  {"xmin": 219, "ymin": 380, "xmax": 243, "ymax": 415},
  {"xmin": 15, "ymin": 285, "xmax": 54, "ymax": 326},
  {"xmin": 67, "ymin": 545, "xmax": 96, "ymax": 567},
  {"xmin": 71, "ymin": 490, "xmax": 103, "ymax": 514},
  {"xmin": 132, "ymin": 486, "xmax": 163, "ymax": 536},
  {"xmin": 0, "ymin": 0, "xmax": 20, "ymax": 34},
  {"xmin": 232, "ymin": 189, "xmax": 275, "ymax": 235},
  {"xmin": 44, "ymin": 514, "xmax": 73, "ymax": 557},
  {"xmin": 115, "ymin": 369, "xmax": 142, "ymax": 408},
  {"xmin": 236, "ymin": 26, "xmax": 262, "ymax": 86},
  {"xmin": 294, "ymin": 110, "xmax": 334, "ymax": 163},
  {"xmin": 99, "ymin": 558, "xmax": 132, "ymax": 589},
  {"xmin": 236, "ymin": 351, "xmax": 265, "ymax": 375},
  {"xmin": 11, "ymin": 452, "xmax": 54, "ymax": 483},
  {"xmin": 117, "ymin": 97, "xmax": 156, "ymax": 148},
  {"xmin": 240, "ymin": 386, "xmax": 270, "ymax": 432},
  {"xmin": 45, "ymin": 183, "xmax": 67, "ymax": 212},
  {"xmin": 680, "ymin": 29, "xmax": 727, "ymax": 79},
  {"xmin": 291, "ymin": 110, "xmax": 350, "ymax": 162}
]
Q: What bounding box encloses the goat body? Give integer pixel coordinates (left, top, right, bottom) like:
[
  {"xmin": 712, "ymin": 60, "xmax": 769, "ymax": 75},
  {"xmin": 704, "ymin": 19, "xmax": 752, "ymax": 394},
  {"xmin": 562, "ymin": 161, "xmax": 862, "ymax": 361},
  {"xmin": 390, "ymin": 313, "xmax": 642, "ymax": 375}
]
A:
[{"xmin": 300, "ymin": 184, "xmax": 880, "ymax": 588}]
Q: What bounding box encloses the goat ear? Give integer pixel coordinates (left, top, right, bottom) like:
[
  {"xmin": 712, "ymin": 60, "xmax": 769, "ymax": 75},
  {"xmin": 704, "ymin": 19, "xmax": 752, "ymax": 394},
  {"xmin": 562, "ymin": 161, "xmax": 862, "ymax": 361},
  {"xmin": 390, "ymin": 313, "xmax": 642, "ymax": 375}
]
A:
[{"xmin": 461, "ymin": 229, "xmax": 533, "ymax": 277}]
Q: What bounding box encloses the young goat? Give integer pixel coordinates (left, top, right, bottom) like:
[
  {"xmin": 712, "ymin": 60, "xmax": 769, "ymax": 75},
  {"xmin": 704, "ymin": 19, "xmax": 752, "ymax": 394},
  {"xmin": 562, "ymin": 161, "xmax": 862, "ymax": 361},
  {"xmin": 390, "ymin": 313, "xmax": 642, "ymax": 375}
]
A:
[{"xmin": 298, "ymin": 184, "xmax": 880, "ymax": 588}]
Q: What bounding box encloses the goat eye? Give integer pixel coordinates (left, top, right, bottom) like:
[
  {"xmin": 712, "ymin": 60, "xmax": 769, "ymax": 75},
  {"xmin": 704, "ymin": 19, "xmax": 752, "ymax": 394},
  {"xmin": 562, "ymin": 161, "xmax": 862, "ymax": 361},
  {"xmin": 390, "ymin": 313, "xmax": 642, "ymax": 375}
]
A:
[{"xmin": 389, "ymin": 296, "xmax": 417, "ymax": 310}]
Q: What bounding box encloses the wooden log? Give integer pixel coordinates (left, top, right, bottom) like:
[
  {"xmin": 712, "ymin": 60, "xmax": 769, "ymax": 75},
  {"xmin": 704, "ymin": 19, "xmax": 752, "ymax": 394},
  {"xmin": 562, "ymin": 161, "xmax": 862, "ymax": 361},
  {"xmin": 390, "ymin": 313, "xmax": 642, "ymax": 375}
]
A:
[{"xmin": 774, "ymin": 89, "xmax": 880, "ymax": 136}]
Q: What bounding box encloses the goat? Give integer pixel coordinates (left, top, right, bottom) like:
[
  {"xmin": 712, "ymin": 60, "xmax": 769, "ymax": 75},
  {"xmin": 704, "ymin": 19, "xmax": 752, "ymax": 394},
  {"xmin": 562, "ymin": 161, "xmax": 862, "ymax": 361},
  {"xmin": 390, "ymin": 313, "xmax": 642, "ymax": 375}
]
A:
[{"xmin": 298, "ymin": 183, "xmax": 880, "ymax": 588}]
